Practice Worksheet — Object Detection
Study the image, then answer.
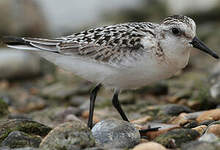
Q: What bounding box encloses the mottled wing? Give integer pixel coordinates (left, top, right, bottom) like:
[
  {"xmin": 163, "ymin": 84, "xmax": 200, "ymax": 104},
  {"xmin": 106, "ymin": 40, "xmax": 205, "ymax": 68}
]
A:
[
  {"xmin": 4, "ymin": 22, "xmax": 156, "ymax": 67},
  {"xmin": 58, "ymin": 22, "xmax": 156, "ymax": 66}
]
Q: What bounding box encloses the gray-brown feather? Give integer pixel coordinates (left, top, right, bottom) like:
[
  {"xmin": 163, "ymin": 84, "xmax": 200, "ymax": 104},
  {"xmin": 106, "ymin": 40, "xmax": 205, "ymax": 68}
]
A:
[{"xmin": 23, "ymin": 22, "xmax": 157, "ymax": 64}]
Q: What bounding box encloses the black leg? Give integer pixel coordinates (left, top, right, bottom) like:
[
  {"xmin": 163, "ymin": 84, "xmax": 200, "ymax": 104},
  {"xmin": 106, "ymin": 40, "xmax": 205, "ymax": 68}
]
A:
[
  {"xmin": 112, "ymin": 90, "xmax": 129, "ymax": 121},
  {"xmin": 88, "ymin": 84, "xmax": 101, "ymax": 129}
]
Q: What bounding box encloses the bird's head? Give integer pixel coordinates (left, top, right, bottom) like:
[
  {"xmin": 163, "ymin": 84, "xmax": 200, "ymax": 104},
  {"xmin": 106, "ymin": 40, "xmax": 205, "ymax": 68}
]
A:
[{"xmin": 158, "ymin": 15, "xmax": 219, "ymax": 62}]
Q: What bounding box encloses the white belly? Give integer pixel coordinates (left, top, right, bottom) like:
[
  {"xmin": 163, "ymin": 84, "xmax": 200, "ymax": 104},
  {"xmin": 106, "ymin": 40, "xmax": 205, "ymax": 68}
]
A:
[{"xmin": 37, "ymin": 51, "xmax": 183, "ymax": 90}]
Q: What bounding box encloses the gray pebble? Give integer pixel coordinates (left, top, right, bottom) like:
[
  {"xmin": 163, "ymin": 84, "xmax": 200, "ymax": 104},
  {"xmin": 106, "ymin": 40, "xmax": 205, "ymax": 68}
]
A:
[
  {"xmin": 40, "ymin": 119, "xmax": 95, "ymax": 150},
  {"xmin": 1, "ymin": 131, "xmax": 41, "ymax": 148},
  {"xmin": 92, "ymin": 119, "xmax": 140, "ymax": 148}
]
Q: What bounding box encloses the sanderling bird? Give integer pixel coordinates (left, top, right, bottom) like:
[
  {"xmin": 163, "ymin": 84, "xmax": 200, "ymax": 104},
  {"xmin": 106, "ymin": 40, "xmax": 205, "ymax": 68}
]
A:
[{"xmin": 3, "ymin": 15, "xmax": 219, "ymax": 132}]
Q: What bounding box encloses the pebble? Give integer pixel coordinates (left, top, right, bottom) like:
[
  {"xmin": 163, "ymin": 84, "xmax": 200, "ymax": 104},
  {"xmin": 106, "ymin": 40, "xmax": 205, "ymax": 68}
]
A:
[
  {"xmin": 41, "ymin": 82, "xmax": 78, "ymax": 99},
  {"xmin": 54, "ymin": 106, "xmax": 82, "ymax": 119},
  {"xmin": 206, "ymin": 121, "xmax": 220, "ymax": 137},
  {"xmin": 196, "ymin": 109, "xmax": 220, "ymax": 123},
  {"xmin": 92, "ymin": 119, "xmax": 140, "ymax": 148},
  {"xmin": 168, "ymin": 113, "xmax": 189, "ymax": 126},
  {"xmin": 143, "ymin": 126, "xmax": 180, "ymax": 140},
  {"xmin": 0, "ymin": 131, "xmax": 41, "ymax": 148},
  {"xmin": 133, "ymin": 142, "xmax": 167, "ymax": 150},
  {"xmin": 0, "ymin": 147, "xmax": 40, "ymax": 150},
  {"xmin": 15, "ymin": 96, "xmax": 46, "ymax": 113},
  {"xmin": 70, "ymin": 96, "xmax": 88, "ymax": 107},
  {"xmin": 160, "ymin": 104, "xmax": 191, "ymax": 116},
  {"xmin": 131, "ymin": 116, "xmax": 152, "ymax": 125},
  {"xmin": 0, "ymin": 50, "xmax": 41, "ymax": 80},
  {"xmin": 40, "ymin": 119, "xmax": 95, "ymax": 150},
  {"xmin": 154, "ymin": 129, "xmax": 200, "ymax": 148},
  {"xmin": 199, "ymin": 133, "xmax": 219, "ymax": 142},
  {"xmin": 181, "ymin": 141, "xmax": 220, "ymax": 150},
  {"xmin": 0, "ymin": 119, "xmax": 51, "ymax": 143},
  {"xmin": 192, "ymin": 125, "xmax": 207, "ymax": 136},
  {"xmin": 0, "ymin": 98, "xmax": 8, "ymax": 118}
]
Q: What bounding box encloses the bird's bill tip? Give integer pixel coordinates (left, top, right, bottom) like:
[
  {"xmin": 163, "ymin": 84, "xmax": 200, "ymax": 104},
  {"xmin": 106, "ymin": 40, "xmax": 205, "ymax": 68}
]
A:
[{"xmin": 190, "ymin": 36, "xmax": 219, "ymax": 59}]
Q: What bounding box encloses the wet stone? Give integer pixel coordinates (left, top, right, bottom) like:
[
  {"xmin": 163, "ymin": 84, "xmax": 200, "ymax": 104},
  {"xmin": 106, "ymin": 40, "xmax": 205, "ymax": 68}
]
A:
[
  {"xmin": 197, "ymin": 109, "xmax": 220, "ymax": 123},
  {"xmin": 0, "ymin": 131, "xmax": 41, "ymax": 148},
  {"xmin": 183, "ymin": 121, "xmax": 199, "ymax": 128},
  {"xmin": 154, "ymin": 129, "xmax": 200, "ymax": 148},
  {"xmin": 92, "ymin": 119, "xmax": 140, "ymax": 148},
  {"xmin": 160, "ymin": 104, "xmax": 192, "ymax": 116},
  {"xmin": 40, "ymin": 83, "xmax": 78, "ymax": 99},
  {"xmin": 14, "ymin": 96, "xmax": 46, "ymax": 113},
  {"xmin": 133, "ymin": 142, "xmax": 167, "ymax": 150},
  {"xmin": 0, "ymin": 119, "xmax": 51, "ymax": 143},
  {"xmin": 181, "ymin": 140, "xmax": 220, "ymax": 150},
  {"xmin": 40, "ymin": 119, "xmax": 95, "ymax": 150},
  {"xmin": 70, "ymin": 96, "xmax": 88, "ymax": 107},
  {"xmin": 54, "ymin": 106, "xmax": 82, "ymax": 119},
  {"xmin": 206, "ymin": 121, "xmax": 220, "ymax": 137},
  {"xmin": 0, "ymin": 147, "xmax": 40, "ymax": 150},
  {"xmin": 0, "ymin": 98, "xmax": 8, "ymax": 118}
]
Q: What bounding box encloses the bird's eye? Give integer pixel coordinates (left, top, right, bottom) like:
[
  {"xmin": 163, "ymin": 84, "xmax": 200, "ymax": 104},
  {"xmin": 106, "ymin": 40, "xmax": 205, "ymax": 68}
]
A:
[{"xmin": 172, "ymin": 28, "xmax": 181, "ymax": 36}]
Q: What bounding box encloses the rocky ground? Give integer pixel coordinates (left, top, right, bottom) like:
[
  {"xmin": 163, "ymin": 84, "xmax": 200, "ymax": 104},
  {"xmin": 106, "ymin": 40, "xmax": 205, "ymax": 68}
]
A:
[
  {"xmin": 0, "ymin": 1, "xmax": 220, "ymax": 150},
  {"xmin": 0, "ymin": 49, "xmax": 219, "ymax": 150}
]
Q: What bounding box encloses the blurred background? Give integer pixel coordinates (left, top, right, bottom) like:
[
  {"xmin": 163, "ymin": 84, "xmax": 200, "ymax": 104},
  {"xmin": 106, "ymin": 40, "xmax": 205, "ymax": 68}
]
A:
[{"xmin": 0, "ymin": 0, "xmax": 220, "ymax": 126}]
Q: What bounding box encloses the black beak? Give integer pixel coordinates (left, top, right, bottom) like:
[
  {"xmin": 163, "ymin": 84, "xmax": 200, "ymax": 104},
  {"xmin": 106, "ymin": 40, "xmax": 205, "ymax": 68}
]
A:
[{"xmin": 190, "ymin": 37, "xmax": 219, "ymax": 59}]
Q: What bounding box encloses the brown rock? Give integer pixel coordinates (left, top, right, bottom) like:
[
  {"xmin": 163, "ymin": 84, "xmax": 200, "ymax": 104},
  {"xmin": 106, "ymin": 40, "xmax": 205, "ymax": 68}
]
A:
[
  {"xmin": 207, "ymin": 124, "xmax": 220, "ymax": 137},
  {"xmin": 81, "ymin": 111, "xmax": 100, "ymax": 124},
  {"xmin": 192, "ymin": 125, "xmax": 207, "ymax": 136},
  {"xmin": 131, "ymin": 116, "xmax": 152, "ymax": 125},
  {"xmin": 142, "ymin": 126, "xmax": 180, "ymax": 140},
  {"xmin": 133, "ymin": 142, "xmax": 167, "ymax": 150},
  {"xmin": 197, "ymin": 109, "xmax": 220, "ymax": 123},
  {"xmin": 169, "ymin": 113, "xmax": 189, "ymax": 125}
]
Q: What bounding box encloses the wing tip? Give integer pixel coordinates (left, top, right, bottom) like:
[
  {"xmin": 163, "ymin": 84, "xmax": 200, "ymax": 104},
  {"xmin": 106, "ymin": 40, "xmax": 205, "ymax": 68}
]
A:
[{"xmin": 1, "ymin": 36, "xmax": 28, "ymax": 45}]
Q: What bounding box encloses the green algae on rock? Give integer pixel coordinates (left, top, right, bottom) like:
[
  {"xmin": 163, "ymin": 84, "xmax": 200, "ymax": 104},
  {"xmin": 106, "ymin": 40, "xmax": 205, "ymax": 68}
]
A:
[
  {"xmin": 0, "ymin": 98, "xmax": 8, "ymax": 118},
  {"xmin": 40, "ymin": 120, "xmax": 95, "ymax": 150},
  {"xmin": 0, "ymin": 119, "xmax": 51, "ymax": 143},
  {"xmin": 154, "ymin": 129, "xmax": 200, "ymax": 148}
]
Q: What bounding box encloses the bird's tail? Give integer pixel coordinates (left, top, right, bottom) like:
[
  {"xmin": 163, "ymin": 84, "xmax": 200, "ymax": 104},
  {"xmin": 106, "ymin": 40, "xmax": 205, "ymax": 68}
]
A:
[{"xmin": 2, "ymin": 36, "xmax": 61, "ymax": 52}]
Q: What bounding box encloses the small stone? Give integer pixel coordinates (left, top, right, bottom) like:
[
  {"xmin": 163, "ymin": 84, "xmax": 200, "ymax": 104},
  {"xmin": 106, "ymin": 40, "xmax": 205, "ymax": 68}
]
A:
[
  {"xmin": 181, "ymin": 141, "xmax": 220, "ymax": 150},
  {"xmin": 40, "ymin": 119, "xmax": 95, "ymax": 150},
  {"xmin": 133, "ymin": 142, "xmax": 167, "ymax": 150},
  {"xmin": 206, "ymin": 121, "xmax": 220, "ymax": 137},
  {"xmin": 15, "ymin": 96, "xmax": 46, "ymax": 113},
  {"xmin": 192, "ymin": 125, "xmax": 207, "ymax": 136},
  {"xmin": 131, "ymin": 116, "xmax": 152, "ymax": 125},
  {"xmin": 168, "ymin": 113, "xmax": 189, "ymax": 126},
  {"xmin": 160, "ymin": 104, "xmax": 191, "ymax": 116},
  {"xmin": 154, "ymin": 129, "xmax": 200, "ymax": 148},
  {"xmin": 70, "ymin": 96, "xmax": 87, "ymax": 107},
  {"xmin": 41, "ymin": 82, "xmax": 77, "ymax": 99},
  {"xmin": 0, "ymin": 98, "xmax": 8, "ymax": 117},
  {"xmin": 197, "ymin": 109, "xmax": 220, "ymax": 123},
  {"xmin": 0, "ymin": 119, "xmax": 51, "ymax": 143},
  {"xmin": 199, "ymin": 120, "xmax": 215, "ymax": 126},
  {"xmin": 81, "ymin": 111, "xmax": 100, "ymax": 124},
  {"xmin": 143, "ymin": 126, "xmax": 180, "ymax": 140},
  {"xmin": 183, "ymin": 121, "xmax": 199, "ymax": 128},
  {"xmin": 1, "ymin": 131, "xmax": 41, "ymax": 148},
  {"xmin": 0, "ymin": 50, "xmax": 41, "ymax": 80},
  {"xmin": 54, "ymin": 106, "xmax": 82, "ymax": 120},
  {"xmin": 92, "ymin": 119, "xmax": 140, "ymax": 148}
]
